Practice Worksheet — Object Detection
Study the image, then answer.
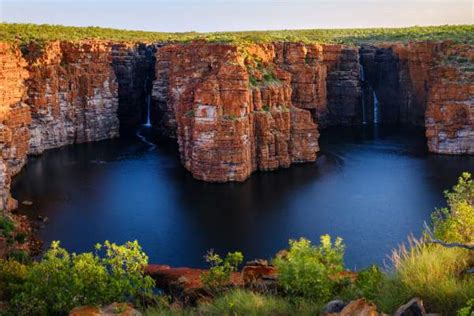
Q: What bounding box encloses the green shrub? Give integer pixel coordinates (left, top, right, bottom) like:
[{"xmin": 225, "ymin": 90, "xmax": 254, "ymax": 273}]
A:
[
  {"xmin": 0, "ymin": 215, "xmax": 15, "ymax": 238},
  {"xmin": 8, "ymin": 250, "xmax": 30, "ymax": 264},
  {"xmin": 431, "ymin": 172, "xmax": 473, "ymax": 244},
  {"xmin": 185, "ymin": 110, "xmax": 195, "ymax": 118},
  {"xmin": 223, "ymin": 114, "xmax": 238, "ymax": 121},
  {"xmin": 458, "ymin": 298, "xmax": 474, "ymax": 316},
  {"xmin": 0, "ymin": 259, "xmax": 28, "ymax": 300},
  {"xmin": 371, "ymin": 275, "xmax": 413, "ymax": 314},
  {"xmin": 9, "ymin": 240, "xmax": 155, "ymax": 315},
  {"xmin": 262, "ymin": 71, "xmax": 279, "ymax": 84},
  {"xmin": 200, "ymin": 250, "xmax": 243, "ymax": 290},
  {"xmin": 2, "ymin": 23, "xmax": 473, "ymax": 46},
  {"xmin": 273, "ymin": 235, "xmax": 345, "ymax": 302},
  {"xmin": 249, "ymin": 75, "xmax": 258, "ymax": 88},
  {"xmin": 191, "ymin": 289, "xmax": 321, "ymax": 316},
  {"xmin": 199, "ymin": 289, "xmax": 290, "ymax": 316},
  {"xmin": 340, "ymin": 264, "xmax": 384, "ymax": 302},
  {"xmin": 14, "ymin": 232, "xmax": 27, "ymax": 244}
]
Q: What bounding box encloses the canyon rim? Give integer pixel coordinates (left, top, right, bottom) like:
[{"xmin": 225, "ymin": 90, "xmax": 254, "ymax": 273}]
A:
[{"xmin": 1, "ymin": 33, "xmax": 473, "ymax": 213}]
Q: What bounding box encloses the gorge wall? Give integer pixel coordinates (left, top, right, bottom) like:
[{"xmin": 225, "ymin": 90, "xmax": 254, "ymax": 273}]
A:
[
  {"xmin": 24, "ymin": 41, "xmax": 119, "ymax": 155},
  {"xmin": 152, "ymin": 42, "xmax": 319, "ymax": 181},
  {"xmin": 0, "ymin": 40, "xmax": 473, "ymax": 209}
]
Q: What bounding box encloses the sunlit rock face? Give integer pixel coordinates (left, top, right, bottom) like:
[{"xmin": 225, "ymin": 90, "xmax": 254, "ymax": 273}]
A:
[
  {"xmin": 0, "ymin": 43, "xmax": 30, "ymax": 210},
  {"xmin": 152, "ymin": 42, "xmax": 319, "ymax": 182},
  {"xmin": 425, "ymin": 43, "xmax": 474, "ymax": 154},
  {"xmin": 24, "ymin": 41, "xmax": 119, "ymax": 155},
  {"xmin": 0, "ymin": 39, "xmax": 472, "ymax": 197},
  {"xmin": 359, "ymin": 41, "xmax": 473, "ymax": 154}
]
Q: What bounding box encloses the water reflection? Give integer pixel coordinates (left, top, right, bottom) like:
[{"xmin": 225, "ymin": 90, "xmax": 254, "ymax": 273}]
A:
[{"xmin": 12, "ymin": 125, "xmax": 474, "ymax": 269}]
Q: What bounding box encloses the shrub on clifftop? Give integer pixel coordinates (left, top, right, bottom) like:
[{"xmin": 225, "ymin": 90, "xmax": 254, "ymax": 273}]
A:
[
  {"xmin": 200, "ymin": 250, "xmax": 243, "ymax": 291},
  {"xmin": 431, "ymin": 172, "xmax": 474, "ymax": 245},
  {"xmin": 273, "ymin": 235, "xmax": 345, "ymax": 302},
  {"xmin": 2, "ymin": 240, "xmax": 154, "ymax": 315}
]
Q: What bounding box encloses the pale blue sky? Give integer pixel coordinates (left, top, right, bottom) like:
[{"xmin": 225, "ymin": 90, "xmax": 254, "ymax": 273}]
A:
[{"xmin": 1, "ymin": 0, "xmax": 472, "ymax": 32}]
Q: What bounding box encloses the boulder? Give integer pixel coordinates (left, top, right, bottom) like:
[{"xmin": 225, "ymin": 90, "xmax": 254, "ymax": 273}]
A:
[
  {"xmin": 241, "ymin": 260, "xmax": 278, "ymax": 293},
  {"xmin": 145, "ymin": 264, "xmax": 243, "ymax": 305},
  {"xmin": 327, "ymin": 299, "xmax": 378, "ymax": 316},
  {"xmin": 395, "ymin": 298, "xmax": 426, "ymax": 316},
  {"xmin": 323, "ymin": 299, "xmax": 347, "ymax": 313}
]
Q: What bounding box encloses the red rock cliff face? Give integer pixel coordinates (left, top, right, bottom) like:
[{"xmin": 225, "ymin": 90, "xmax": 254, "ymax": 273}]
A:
[
  {"xmin": 152, "ymin": 42, "xmax": 319, "ymax": 182},
  {"xmin": 425, "ymin": 43, "xmax": 473, "ymax": 154},
  {"xmin": 25, "ymin": 41, "xmax": 119, "ymax": 154},
  {"xmin": 373, "ymin": 42, "xmax": 473, "ymax": 154},
  {"xmin": 0, "ymin": 43, "xmax": 31, "ymax": 210},
  {"xmin": 322, "ymin": 45, "xmax": 362, "ymax": 126},
  {"xmin": 0, "ymin": 39, "xmax": 472, "ymax": 198}
]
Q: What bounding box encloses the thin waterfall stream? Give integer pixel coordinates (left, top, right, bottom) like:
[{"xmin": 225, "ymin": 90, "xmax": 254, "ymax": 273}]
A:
[
  {"xmin": 144, "ymin": 94, "xmax": 152, "ymax": 128},
  {"xmin": 136, "ymin": 77, "xmax": 156, "ymax": 149}
]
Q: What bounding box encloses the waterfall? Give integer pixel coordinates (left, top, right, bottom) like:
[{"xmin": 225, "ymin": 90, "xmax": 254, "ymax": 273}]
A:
[
  {"xmin": 373, "ymin": 91, "xmax": 380, "ymax": 124},
  {"xmin": 143, "ymin": 77, "xmax": 152, "ymax": 127},
  {"xmin": 144, "ymin": 94, "xmax": 152, "ymax": 127},
  {"xmin": 136, "ymin": 77, "xmax": 155, "ymax": 150},
  {"xmin": 359, "ymin": 64, "xmax": 367, "ymax": 124}
]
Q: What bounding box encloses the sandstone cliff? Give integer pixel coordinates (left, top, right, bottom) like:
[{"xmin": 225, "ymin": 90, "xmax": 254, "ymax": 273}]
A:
[
  {"xmin": 0, "ymin": 39, "xmax": 472, "ymax": 208},
  {"xmin": 152, "ymin": 42, "xmax": 319, "ymax": 181},
  {"xmin": 0, "ymin": 43, "xmax": 30, "ymax": 210},
  {"xmin": 24, "ymin": 41, "xmax": 119, "ymax": 155},
  {"xmin": 425, "ymin": 43, "xmax": 473, "ymax": 154}
]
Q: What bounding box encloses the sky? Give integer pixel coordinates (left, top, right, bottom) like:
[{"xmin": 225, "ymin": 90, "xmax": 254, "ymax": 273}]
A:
[{"xmin": 1, "ymin": 0, "xmax": 472, "ymax": 32}]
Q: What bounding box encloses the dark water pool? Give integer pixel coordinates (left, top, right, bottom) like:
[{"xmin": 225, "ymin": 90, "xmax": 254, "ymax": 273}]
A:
[{"xmin": 11, "ymin": 125, "xmax": 474, "ymax": 269}]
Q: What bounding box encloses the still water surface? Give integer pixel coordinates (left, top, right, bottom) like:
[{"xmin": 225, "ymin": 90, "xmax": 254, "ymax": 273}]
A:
[{"xmin": 12, "ymin": 125, "xmax": 474, "ymax": 269}]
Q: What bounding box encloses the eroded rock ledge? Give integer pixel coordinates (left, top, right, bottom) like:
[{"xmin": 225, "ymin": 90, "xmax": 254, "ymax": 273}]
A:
[{"xmin": 0, "ymin": 40, "xmax": 473, "ymax": 211}]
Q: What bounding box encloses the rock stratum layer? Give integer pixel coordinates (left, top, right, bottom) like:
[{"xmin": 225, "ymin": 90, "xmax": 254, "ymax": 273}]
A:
[
  {"xmin": 152, "ymin": 42, "xmax": 319, "ymax": 181},
  {"xmin": 25, "ymin": 41, "xmax": 119, "ymax": 154},
  {"xmin": 0, "ymin": 40, "xmax": 473, "ymax": 210}
]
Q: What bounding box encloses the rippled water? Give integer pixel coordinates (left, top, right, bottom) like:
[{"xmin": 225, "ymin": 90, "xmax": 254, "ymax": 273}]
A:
[{"xmin": 12, "ymin": 125, "xmax": 474, "ymax": 269}]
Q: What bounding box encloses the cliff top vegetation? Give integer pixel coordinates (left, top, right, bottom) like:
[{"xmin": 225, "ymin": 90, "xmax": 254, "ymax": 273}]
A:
[{"xmin": 1, "ymin": 23, "xmax": 473, "ymax": 46}]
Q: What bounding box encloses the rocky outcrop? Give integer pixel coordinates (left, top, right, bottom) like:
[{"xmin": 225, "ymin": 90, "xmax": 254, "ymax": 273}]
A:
[
  {"xmin": 425, "ymin": 43, "xmax": 473, "ymax": 154},
  {"xmin": 152, "ymin": 42, "xmax": 319, "ymax": 182},
  {"xmin": 0, "ymin": 42, "xmax": 30, "ymax": 211},
  {"xmin": 326, "ymin": 299, "xmax": 378, "ymax": 316},
  {"xmin": 25, "ymin": 41, "xmax": 119, "ymax": 155},
  {"xmin": 145, "ymin": 260, "xmax": 278, "ymax": 304}
]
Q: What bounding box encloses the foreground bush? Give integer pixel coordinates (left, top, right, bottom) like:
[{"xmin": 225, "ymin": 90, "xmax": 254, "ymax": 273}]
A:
[
  {"xmin": 273, "ymin": 235, "xmax": 345, "ymax": 302},
  {"xmin": 432, "ymin": 172, "xmax": 473, "ymax": 244},
  {"xmin": 200, "ymin": 250, "xmax": 243, "ymax": 290},
  {"xmin": 1, "ymin": 240, "xmax": 154, "ymax": 315}
]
